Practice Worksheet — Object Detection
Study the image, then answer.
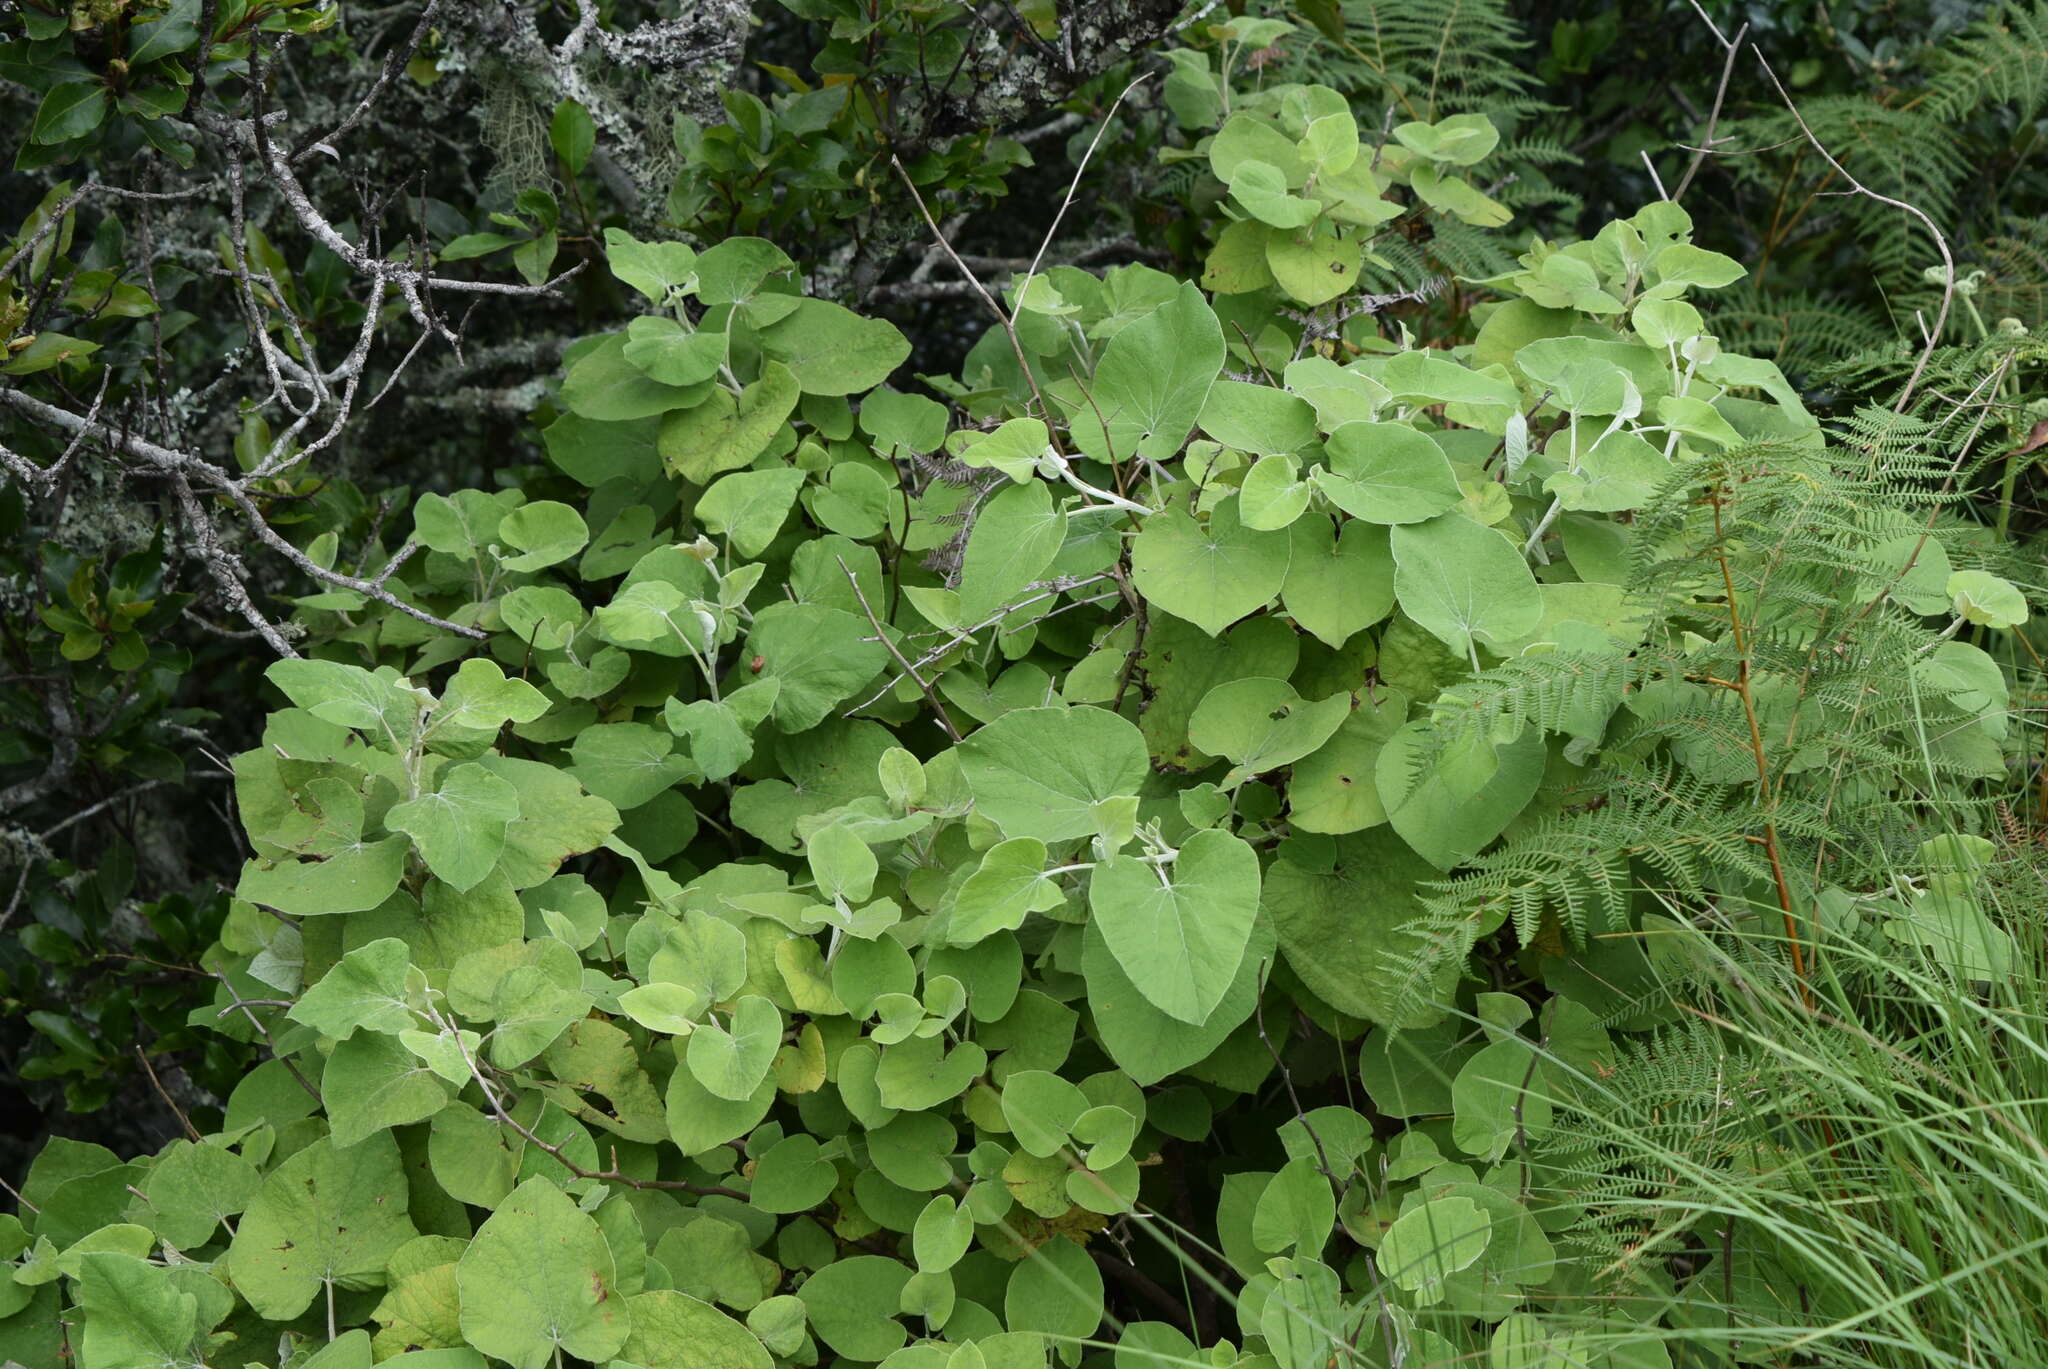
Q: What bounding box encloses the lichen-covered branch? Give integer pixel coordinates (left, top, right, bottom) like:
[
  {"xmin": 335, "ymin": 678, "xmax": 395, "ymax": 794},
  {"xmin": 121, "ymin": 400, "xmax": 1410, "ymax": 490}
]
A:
[
  {"xmin": 436, "ymin": 0, "xmax": 754, "ymax": 228},
  {"xmin": 909, "ymin": 2, "xmax": 1182, "ymax": 137}
]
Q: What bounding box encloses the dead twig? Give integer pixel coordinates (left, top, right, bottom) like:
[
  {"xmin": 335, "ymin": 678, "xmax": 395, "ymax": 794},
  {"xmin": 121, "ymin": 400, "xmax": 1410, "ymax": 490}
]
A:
[
  {"xmin": 1670, "ymin": 3, "xmax": 1749, "ymax": 204},
  {"xmin": 889, "ymin": 153, "xmax": 1060, "ymax": 440},
  {"xmin": 844, "ymin": 574, "xmax": 1116, "ymax": 716},
  {"xmin": 0, "ymin": 388, "xmax": 486, "ymax": 645},
  {"xmin": 1748, "ymin": 46, "xmax": 1954, "ymax": 414},
  {"xmin": 135, "ymin": 1045, "xmax": 203, "ymax": 1143},
  {"xmin": 432, "ymin": 1001, "xmax": 747, "ymax": 1200},
  {"xmin": 837, "ymin": 555, "xmax": 963, "ymax": 742}
]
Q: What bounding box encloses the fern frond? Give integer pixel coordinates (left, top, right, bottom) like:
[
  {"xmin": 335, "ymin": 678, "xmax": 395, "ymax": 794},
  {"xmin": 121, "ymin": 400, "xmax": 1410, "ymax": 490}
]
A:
[
  {"xmin": 1720, "ymin": 99, "xmax": 1966, "ymax": 298},
  {"xmin": 1370, "ymin": 390, "xmax": 2022, "ymax": 1002},
  {"xmin": 1273, "ymin": 0, "xmax": 1536, "ymax": 123},
  {"xmin": 1708, "ymin": 284, "xmax": 1896, "ymax": 376},
  {"xmin": 1925, "ymin": 1, "xmax": 2048, "ymax": 122},
  {"xmin": 1974, "ymin": 216, "xmax": 2048, "ymax": 326},
  {"xmin": 1425, "ymin": 653, "xmax": 1641, "ymax": 751}
]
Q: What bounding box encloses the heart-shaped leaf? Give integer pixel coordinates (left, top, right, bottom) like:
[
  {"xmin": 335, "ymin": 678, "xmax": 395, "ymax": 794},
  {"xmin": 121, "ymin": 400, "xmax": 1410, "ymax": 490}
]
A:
[
  {"xmin": 1088, "ymin": 828, "xmax": 1260, "ymax": 1024},
  {"xmin": 687, "ymin": 994, "xmax": 783, "ymax": 1101}
]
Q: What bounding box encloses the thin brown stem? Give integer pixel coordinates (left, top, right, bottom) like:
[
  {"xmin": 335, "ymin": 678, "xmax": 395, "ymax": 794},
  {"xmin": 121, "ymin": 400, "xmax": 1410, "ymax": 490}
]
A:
[
  {"xmin": 1710, "ymin": 489, "xmax": 1814, "ymax": 1010},
  {"xmin": 0, "ymin": 1174, "xmax": 37, "ymax": 1214},
  {"xmin": 1670, "ymin": 6, "xmax": 1749, "ymax": 204},
  {"xmin": 1751, "ymin": 48, "xmax": 1954, "ymax": 414},
  {"xmin": 214, "ymin": 972, "xmax": 324, "ymax": 1102},
  {"xmin": 1087, "ymin": 1245, "xmax": 1196, "ymax": 1334},
  {"xmin": 1252, "ymin": 959, "xmax": 1343, "ymax": 1192},
  {"xmin": 889, "ymin": 153, "xmax": 1060, "ymax": 444},
  {"xmin": 439, "ymin": 1005, "xmax": 746, "ymax": 1199},
  {"xmin": 135, "ymin": 1045, "xmax": 203, "ymax": 1142},
  {"xmin": 836, "ymin": 554, "xmax": 962, "ymax": 742}
]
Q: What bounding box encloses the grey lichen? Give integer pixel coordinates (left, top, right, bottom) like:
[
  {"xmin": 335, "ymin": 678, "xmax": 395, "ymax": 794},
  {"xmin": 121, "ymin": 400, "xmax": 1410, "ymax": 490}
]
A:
[{"xmin": 444, "ymin": 0, "xmax": 753, "ymax": 230}]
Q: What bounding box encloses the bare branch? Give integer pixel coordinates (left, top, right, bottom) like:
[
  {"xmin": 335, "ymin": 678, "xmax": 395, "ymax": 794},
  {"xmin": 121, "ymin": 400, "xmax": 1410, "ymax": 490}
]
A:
[
  {"xmin": 837, "ymin": 555, "xmax": 963, "ymax": 742},
  {"xmin": 1021, "ymin": 72, "xmax": 1155, "ymax": 287},
  {"xmin": 845, "ymin": 575, "xmax": 1116, "ymax": 716},
  {"xmin": 890, "ymin": 153, "xmax": 1060, "ymax": 438},
  {"xmin": 909, "ymin": 0, "xmax": 1178, "ymax": 135},
  {"xmin": 1670, "ymin": 9, "xmax": 1749, "ymax": 203},
  {"xmin": 1747, "ymin": 46, "xmax": 1954, "ymax": 414},
  {"xmin": 0, "ymin": 177, "xmax": 213, "ymax": 283},
  {"xmin": 236, "ymin": 115, "xmax": 586, "ymax": 324},
  {"xmin": 431, "ymin": 999, "xmax": 747, "ymax": 1200},
  {"xmin": 865, "ymin": 279, "xmax": 990, "ymax": 305},
  {"xmin": 0, "ymin": 692, "xmax": 78, "ymax": 820},
  {"xmin": 135, "ymin": 1045, "xmax": 203, "ymax": 1143},
  {"xmin": 291, "ymin": 0, "xmax": 445, "ymax": 162},
  {"xmin": 0, "ymin": 360, "xmax": 103, "ymax": 495},
  {"xmin": 171, "ymin": 474, "xmax": 303, "ymax": 658},
  {"xmin": 1640, "ymin": 149, "xmax": 1670, "ymax": 201},
  {"xmin": 0, "ymin": 388, "xmax": 487, "ymax": 642},
  {"xmin": 434, "ymin": 1, "xmax": 753, "ymax": 226},
  {"xmin": 213, "ymin": 972, "xmax": 324, "ymax": 1102}
]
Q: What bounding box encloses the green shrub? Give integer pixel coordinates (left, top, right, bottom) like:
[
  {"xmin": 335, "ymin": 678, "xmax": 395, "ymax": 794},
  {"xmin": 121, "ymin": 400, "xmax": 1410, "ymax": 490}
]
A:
[
  {"xmin": 6, "ymin": 1, "xmax": 2047, "ymax": 1364},
  {"xmin": 3, "ymin": 41, "xmax": 2036, "ymax": 1362}
]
